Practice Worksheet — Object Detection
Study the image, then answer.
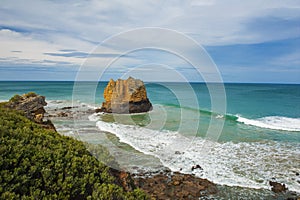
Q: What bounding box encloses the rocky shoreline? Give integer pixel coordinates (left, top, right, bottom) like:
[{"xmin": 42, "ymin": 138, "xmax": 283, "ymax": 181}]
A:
[
  {"xmin": 45, "ymin": 99, "xmax": 300, "ymax": 200},
  {"xmin": 45, "ymin": 100, "xmax": 219, "ymax": 199},
  {"xmin": 113, "ymin": 169, "xmax": 218, "ymax": 200},
  {"xmin": 6, "ymin": 92, "xmax": 300, "ymax": 199}
]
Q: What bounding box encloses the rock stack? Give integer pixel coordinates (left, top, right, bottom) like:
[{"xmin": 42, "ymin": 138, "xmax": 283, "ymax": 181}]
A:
[{"xmin": 98, "ymin": 77, "xmax": 152, "ymax": 114}]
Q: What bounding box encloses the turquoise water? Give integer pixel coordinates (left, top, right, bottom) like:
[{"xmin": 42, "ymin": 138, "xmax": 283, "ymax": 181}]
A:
[
  {"xmin": 1, "ymin": 81, "xmax": 299, "ymax": 116},
  {"xmin": 2, "ymin": 81, "xmax": 298, "ymax": 141},
  {"xmin": 0, "ymin": 81, "xmax": 299, "ymax": 142},
  {"xmin": 1, "ymin": 81, "xmax": 299, "ymax": 192}
]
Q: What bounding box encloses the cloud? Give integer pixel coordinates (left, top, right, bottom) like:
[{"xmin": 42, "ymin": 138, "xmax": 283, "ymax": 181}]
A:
[
  {"xmin": 0, "ymin": 29, "xmax": 84, "ymax": 66},
  {"xmin": 1, "ymin": 0, "xmax": 299, "ymax": 45},
  {"xmin": 44, "ymin": 51, "xmax": 132, "ymax": 59},
  {"xmin": 0, "ymin": 0, "xmax": 299, "ymax": 82}
]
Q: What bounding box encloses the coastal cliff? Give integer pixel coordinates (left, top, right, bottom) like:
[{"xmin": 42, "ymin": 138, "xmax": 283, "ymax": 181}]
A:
[{"xmin": 98, "ymin": 77, "xmax": 152, "ymax": 113}]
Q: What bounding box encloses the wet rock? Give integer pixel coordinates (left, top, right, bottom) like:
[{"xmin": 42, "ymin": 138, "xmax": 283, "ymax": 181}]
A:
[
  {"xmin": 94, "ymin": 108, "xmax": 102, "ymax": 113},
  {"xmin": 192, "ymin": 164, "xmax": 203, "ymax": 171},
  {"xmin": 61, "ymin": 106, "xmax": 77, "ymax": 110},
  {"xmin": 175, "ymin": 151, "xmax": 185, "ymax": 155},
  {"xmin": 46, "ymin": 106, "xmax": 95, "ymax": 120},
  {"xmin": 269, "ymin": 181, "xmax": 288, "ymax": 193},
  {"xmin": 57, "ymin": 112, "xmax": 69, "ymax": 117},
  {"xmin": 97, "ymin": 77, "xmax": 152, "ymax": 113}
]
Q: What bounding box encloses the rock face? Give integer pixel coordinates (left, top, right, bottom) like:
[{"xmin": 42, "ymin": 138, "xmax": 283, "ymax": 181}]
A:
[
  {"xmin": 6, "ymin": 92, "xmax": 56, "ymax": 131},
  {"xmin": 98, "ymin": 77, "xmax": 152, "ymax": 113}
]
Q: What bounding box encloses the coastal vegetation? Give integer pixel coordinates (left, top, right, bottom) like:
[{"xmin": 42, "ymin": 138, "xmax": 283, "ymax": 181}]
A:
[{"xmin": 0, "ymin": 103, "xmax": 147, "ymax": 199}]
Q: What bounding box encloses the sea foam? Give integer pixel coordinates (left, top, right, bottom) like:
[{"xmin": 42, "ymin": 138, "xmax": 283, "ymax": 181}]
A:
[
  {"xmin": 96, "ymin": 120, "xmax": 300, "ymax": 192},
  {"xmin": 237, "ymin": 116, "xmax": 300, "ymax": 132}
]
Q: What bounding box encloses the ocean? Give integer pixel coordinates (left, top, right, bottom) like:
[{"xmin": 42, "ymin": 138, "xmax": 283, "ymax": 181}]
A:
[{"xmin": 1, "ymin": 81, "xmax": 299, "ymax": 197}]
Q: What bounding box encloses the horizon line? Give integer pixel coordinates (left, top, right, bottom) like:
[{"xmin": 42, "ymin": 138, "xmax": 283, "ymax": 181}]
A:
[{"xmin": 0, "ymin": 80, "xmax": 299, "ymax": 85}]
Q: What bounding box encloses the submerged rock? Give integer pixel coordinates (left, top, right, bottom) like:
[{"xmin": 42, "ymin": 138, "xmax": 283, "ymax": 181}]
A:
[
  {"xmin": 98, "ymin": 77, "xmax": 152, "ymax": 113},
  {"xmin": 191, "ymin": 164, "xmax": 203, "ymax": 171}
]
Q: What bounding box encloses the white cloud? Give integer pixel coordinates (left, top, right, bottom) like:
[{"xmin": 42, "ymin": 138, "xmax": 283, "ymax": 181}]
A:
[
  {"xmin": 1, "ymin": 0, "xmax": 299, "ymax": 46},
  {"xmin": 2, "ymin": 0, "xmax": 300, "ymax": 45},
  {"xmin": 0, "ymin": 29, "xmax": 85, "ymax": 66},
  {"xmin": 0, "ymin": 0, "xmax": 299, "ymax": 81}
]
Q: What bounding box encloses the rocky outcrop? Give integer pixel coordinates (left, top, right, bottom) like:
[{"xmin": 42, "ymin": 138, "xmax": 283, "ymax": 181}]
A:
[
  {"xmin": 109, "ymin": 167, "xmax": 218, "ymax": 200},
  {"xmin": 6, "ymin": 92, "xmax": 56, "ymax": 131},
  {"xmin": 46, "ymin": 106, "xmax": 95, "ymax": 119},
  {"xmin": 98, "ymin": 77, "xmax": 152, "ymax": 113},
  {"xmin": 133, "ymin": 171, "xmax": 217, "ymax": 199}
]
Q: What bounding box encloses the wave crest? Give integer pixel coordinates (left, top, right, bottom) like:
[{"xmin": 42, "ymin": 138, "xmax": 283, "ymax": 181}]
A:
[{"xmin": 237, "ymin": 116, "xmax": 300, "ymax": 132}]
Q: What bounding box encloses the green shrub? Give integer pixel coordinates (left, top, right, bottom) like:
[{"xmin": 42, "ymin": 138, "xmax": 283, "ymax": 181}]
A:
[
  {"xmin": 9, "ymin": 94, "xmax": 23, "ymax": 103},
  {"xmin": 0, "ymin": 105, "xmax": 148, "ymax": 199}
]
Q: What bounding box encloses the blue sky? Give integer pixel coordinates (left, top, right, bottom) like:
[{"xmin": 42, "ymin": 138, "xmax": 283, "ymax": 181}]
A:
[{"xmin": 0, "ymin": 0, "xmax": 299, "ymax": 83}]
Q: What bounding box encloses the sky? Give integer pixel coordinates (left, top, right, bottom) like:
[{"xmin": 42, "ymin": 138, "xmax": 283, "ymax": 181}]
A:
[{"xmin": 0, "ymin": 0, "xmax": 299, "ymax": 83}]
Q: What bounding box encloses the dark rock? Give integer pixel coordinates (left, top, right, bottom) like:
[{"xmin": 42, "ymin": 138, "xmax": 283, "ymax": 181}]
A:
[
  {"xmin": 286, "ymin": 197, "xmax": 297, "ymax": 200},
  {"xmin": 95, "ymin": 108, "xmax": 102, "ymax": 113},
  {"xmin": 61, "ymin": 106, "xmax": 77, "ymax": 110},
  {"xmin": 57, "ymin": 112, "xmax": 69, "ymax": 117},
  {"xmin": 40, "ymin": 120, "xmax": 57, "ymax": 132},
  {"xmin": 97, "ymin": 77, "xmax": 152, "ymax": 114},
  {"xmin": 192, "ymin": 165, "xmax": 203, "ymax": 171},
  {"xmin": 269, "ymin": 181, "xmax": 288, "ymax": 193}
]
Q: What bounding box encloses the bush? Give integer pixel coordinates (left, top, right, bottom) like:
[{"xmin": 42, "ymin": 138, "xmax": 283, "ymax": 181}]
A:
[
  {"xmin": 0, "ymin": 105, "xmax": 148, "ymax": 199},
  {"xmin": 9, "ymin": 94, "xmax": 23, "ymax": 103}
]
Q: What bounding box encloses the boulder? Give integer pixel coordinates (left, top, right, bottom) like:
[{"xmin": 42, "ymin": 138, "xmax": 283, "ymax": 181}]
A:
[
  {"xmin": 6, "ymin": 92, "xmax": 56, "ymax": 131},
  {"xmin": 98, "ymin": 77, "xmax": 152, "ymax": 113},
  {"xmin": 6, "ymin": 92, "xmax": 47, "ymax": 123}
]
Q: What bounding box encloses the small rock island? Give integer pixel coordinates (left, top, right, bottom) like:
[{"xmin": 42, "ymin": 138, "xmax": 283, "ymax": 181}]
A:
[{"xmin": 98, "ymin": 77, "xmax": 152, "ymax": 114}]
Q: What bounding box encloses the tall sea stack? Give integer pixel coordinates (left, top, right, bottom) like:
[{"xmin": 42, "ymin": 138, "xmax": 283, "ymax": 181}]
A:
[{"xmin": 98, "ymin": 77, "xmax": 152, "ymax": 114}]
